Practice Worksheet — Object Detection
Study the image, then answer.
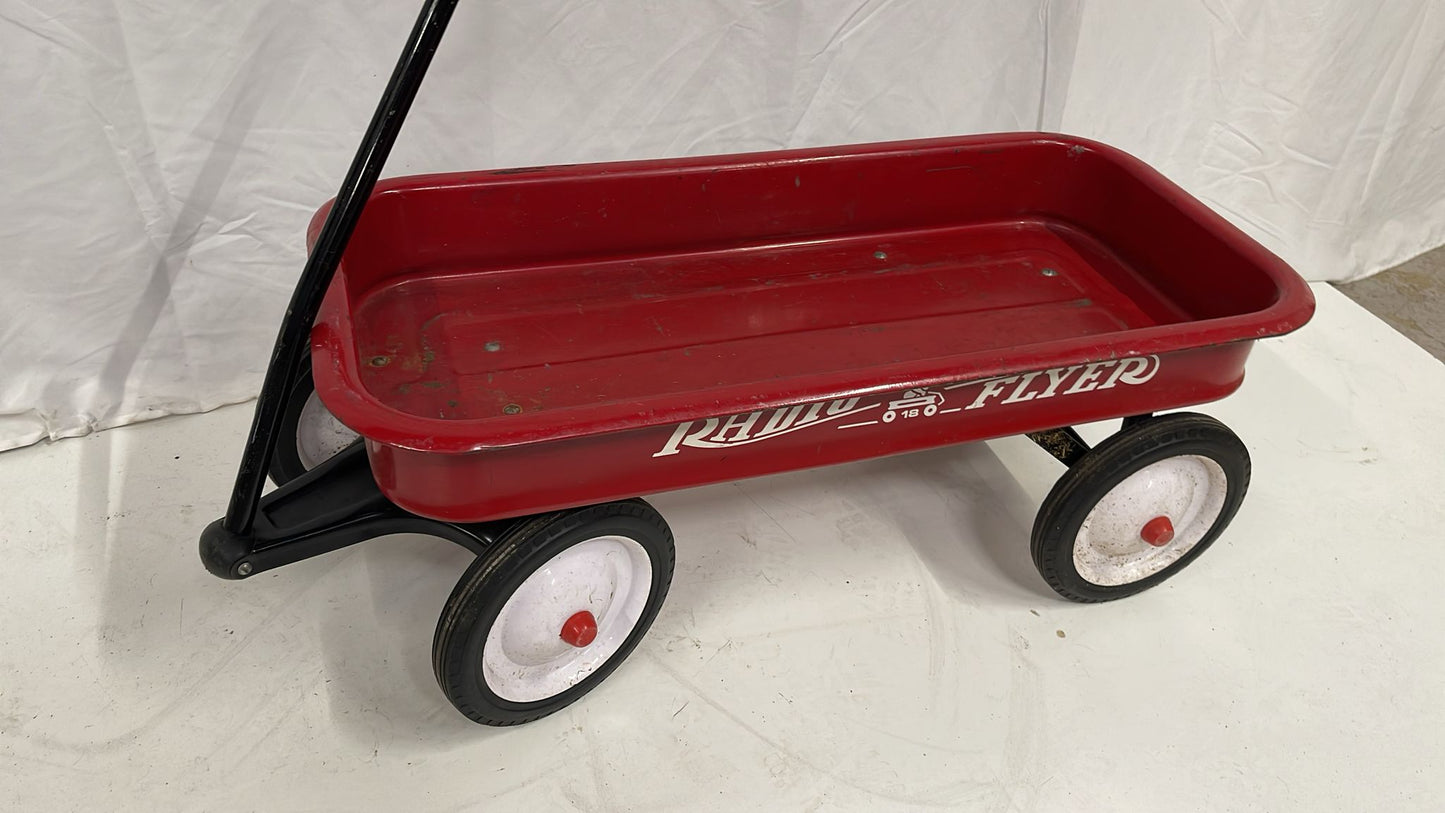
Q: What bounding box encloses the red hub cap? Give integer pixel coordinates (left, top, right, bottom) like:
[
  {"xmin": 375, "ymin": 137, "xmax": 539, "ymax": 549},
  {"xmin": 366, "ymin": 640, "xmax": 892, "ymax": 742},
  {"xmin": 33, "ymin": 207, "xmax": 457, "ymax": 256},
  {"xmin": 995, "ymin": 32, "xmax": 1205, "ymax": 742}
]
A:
[
  {"xmin": 1140, "ymin": 516, "xmax": 1175, "ymax": 547},
  {"xmin": 559, "ymin": 610, "xmax": 598, "ymax": 648}
]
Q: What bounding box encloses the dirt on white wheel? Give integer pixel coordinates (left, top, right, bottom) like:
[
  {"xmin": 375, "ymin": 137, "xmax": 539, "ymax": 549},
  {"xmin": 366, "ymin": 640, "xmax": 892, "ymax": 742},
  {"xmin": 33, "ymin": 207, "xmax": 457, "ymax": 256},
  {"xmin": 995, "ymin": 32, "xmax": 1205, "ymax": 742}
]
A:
[
  {"xmin": 433, "ymin": 500, "xmax": 675, "ymax": 726},
  {"xmin": 1071, "ymin": 455, "xmax": 1229, "ymax": 586},
  {"xmin": 296, "ymin": 389, "xmax": 361, "ymax": 470},
  {"xmin": 1031, "ymin": 413, "xmax": 1250, "ymax": 602},
  {"xmin": 482, "ymin": 534, "xmax": 653, "ymax": 703},
  {"xmin": 269, "ymin": 359, "xmax": 361, "ymax": 486}
]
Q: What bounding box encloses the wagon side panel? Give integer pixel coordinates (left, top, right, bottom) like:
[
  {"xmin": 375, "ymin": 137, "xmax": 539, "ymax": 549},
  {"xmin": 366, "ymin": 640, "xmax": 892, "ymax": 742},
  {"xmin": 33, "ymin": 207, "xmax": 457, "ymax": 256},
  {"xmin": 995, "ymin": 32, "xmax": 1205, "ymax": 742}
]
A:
[{"xmin": 369, "ymin": 344, "xmax": 1254, "ymax": 523}]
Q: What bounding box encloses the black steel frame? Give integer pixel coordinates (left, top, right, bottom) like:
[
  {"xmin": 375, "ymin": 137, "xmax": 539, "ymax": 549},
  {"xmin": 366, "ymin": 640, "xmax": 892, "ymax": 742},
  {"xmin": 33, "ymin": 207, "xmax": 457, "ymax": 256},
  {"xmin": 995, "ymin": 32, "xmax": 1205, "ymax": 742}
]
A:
[{"xmin": 200, "ymin": 0, "xmax": 476, "ymax": 580}]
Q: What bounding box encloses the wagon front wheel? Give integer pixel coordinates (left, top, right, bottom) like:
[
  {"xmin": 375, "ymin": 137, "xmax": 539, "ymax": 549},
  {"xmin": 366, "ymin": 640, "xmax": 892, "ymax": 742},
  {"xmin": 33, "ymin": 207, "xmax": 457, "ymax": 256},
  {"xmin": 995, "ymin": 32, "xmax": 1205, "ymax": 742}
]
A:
[
  {"xmin": 268, "ymin": 357, "xmax": 361, "ymax": 486},
  {"xmin": 433, "ymin": 500, "xmax": 675, "ymax": 726},
  {"xmin": 1031, "ymin": 413, "xmax": 1250, "ymax": 603}
]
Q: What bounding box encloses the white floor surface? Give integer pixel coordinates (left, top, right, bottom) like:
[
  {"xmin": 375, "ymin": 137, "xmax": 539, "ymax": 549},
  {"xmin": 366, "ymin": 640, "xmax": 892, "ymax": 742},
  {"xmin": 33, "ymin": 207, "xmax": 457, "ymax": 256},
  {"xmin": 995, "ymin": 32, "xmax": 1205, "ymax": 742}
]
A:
[{"xmin": 1, "ymin": 285, "xmax": 1441, "ymax": 811}]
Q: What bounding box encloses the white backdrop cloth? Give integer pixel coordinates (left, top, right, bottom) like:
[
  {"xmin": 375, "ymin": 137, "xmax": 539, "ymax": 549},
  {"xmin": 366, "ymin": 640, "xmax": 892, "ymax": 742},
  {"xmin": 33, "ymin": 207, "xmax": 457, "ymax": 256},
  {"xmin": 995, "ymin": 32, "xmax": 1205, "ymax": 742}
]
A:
[{"xmin": 3, "ymin": 0, "xmax": 1444, "ymax": 452}]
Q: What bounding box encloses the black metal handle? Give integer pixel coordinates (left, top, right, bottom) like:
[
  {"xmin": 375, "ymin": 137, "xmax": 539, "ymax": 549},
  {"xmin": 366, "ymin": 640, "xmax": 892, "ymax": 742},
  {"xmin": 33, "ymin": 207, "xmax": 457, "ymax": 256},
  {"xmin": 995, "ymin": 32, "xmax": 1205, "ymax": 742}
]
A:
[{"xmin": 223, "ymin": 0, "xmax": 462, "ymax": 535}]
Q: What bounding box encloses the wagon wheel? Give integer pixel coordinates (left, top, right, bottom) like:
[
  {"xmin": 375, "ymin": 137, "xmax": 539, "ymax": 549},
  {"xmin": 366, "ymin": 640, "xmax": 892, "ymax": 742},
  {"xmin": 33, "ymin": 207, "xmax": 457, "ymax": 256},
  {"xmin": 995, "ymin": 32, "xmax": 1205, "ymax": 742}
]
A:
[
  {"xmin": 1031, "ymin": 413, "xmax": 1250, "ymax": 602},
  {"xmin": 433, "ymin": 500, "xmax": 675, "ymax": 726},
  {"xmin": 268, "ymin": 357, "xmax": 362, "ymax": 486}
]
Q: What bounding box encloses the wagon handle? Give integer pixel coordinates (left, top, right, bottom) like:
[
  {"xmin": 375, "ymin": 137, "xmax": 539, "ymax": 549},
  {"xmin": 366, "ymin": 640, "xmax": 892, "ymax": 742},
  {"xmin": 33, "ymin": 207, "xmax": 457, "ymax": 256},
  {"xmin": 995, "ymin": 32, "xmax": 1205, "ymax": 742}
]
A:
[{"xmin": 222, "ymin": 0, "xmax": 462, "ymax": 536}]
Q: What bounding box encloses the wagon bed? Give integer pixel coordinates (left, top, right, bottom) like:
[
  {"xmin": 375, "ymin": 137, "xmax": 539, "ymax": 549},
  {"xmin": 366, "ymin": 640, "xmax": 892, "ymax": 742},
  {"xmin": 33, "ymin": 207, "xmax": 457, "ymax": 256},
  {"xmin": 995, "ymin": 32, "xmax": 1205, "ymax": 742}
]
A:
[{"xmin": 311, "ymin": 135, "xmax": 1310, "ymax": 454}]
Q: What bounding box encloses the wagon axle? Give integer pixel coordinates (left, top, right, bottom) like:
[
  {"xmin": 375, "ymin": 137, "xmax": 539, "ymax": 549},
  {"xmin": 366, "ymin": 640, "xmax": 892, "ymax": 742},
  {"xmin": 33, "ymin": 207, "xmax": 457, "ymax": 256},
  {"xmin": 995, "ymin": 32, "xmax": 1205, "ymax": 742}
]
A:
[
  {"xmin": 1141, "ymin": 516, "xmax": 1177, "ymax": 547},
  {"xmin": 560, "ymin": 611, "xmax": 599, "ymax": 648}
]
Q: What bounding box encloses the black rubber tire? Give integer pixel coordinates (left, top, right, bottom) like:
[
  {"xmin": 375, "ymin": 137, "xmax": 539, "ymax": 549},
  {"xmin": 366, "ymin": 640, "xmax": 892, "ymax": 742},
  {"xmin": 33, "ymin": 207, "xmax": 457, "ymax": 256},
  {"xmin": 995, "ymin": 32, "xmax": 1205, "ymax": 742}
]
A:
[
  {"xmin": 432, "ymin": 500, "xmax": 676, "ymax": 726},
  {"xmin": 1030, "ymin": 413, "xmax": 1250, "ymax": 603}
]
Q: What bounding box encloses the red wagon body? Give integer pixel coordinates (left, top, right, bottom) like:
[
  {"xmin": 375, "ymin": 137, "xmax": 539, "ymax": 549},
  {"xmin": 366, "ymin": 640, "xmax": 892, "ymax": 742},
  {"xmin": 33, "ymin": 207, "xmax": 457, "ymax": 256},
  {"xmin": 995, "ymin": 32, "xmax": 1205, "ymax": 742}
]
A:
[
  {"xmin": 308, "ymin": 134, "xmax": 1314, "ymax": 523},
  {"xmin": 199, "ymin": 0, "xmax": 1317, "ymax": 725}
]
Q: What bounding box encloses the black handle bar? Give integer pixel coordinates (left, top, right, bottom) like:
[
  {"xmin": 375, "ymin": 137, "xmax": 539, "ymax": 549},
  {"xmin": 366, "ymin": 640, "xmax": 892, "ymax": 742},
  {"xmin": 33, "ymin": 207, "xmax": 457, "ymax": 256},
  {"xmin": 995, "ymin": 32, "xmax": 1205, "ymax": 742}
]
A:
[{"xmin": 223, "ymin": 0, "xmax": 462, "ymax": 535}]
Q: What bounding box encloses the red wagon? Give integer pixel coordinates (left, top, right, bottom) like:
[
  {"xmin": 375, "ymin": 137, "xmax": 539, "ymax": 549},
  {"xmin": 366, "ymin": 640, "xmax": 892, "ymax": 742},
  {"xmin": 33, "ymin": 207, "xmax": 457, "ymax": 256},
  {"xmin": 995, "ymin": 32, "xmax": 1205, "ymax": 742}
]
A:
[{"xmin": 200, "ymin": 0, "xmax": 1314, "ymax": 726}]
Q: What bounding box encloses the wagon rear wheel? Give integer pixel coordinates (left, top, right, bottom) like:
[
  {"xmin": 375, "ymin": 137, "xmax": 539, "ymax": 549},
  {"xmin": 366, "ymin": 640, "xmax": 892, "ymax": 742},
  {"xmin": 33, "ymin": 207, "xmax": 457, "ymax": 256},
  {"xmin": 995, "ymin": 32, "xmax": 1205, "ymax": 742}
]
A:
[
  {"xmin": 433, "ymin": 500, "xmax": 675, "ymax": 726},
  {"xmin": 268, "ymin": 358, "xmax": 362, "ymax": 486},
  {"xmin": 1030, "ymin": 413, "xmax": 1250, "ymax": 602}
]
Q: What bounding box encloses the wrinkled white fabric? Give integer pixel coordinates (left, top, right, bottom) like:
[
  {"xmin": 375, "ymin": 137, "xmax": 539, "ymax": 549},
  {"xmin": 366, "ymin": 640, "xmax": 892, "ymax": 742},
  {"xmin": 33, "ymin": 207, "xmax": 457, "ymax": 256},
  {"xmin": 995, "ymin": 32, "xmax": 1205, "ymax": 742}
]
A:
[{"xmin": 2, "ymin": 0, "xmax": 1443, "ymax": 452}]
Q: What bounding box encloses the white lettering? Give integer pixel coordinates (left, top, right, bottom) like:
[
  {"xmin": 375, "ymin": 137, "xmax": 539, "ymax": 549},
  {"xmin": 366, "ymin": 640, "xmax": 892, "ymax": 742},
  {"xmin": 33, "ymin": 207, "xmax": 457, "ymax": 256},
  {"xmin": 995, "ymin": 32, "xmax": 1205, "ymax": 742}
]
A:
[
  {"xmin": 712, "ymin": 411, "xmax": 762, "ymax": 443},
  {"xmin": 653, "ymin": 418, "xmax": 720, "ymax": 457},
  {"xmin": 1064, "ymin": 361, "xmax": 1117, "ymax": 395},
  {"xmin": 1099, "ymin": 356, "xmax": 1147, "ymax": 389},
  {"xmin": 651, "ymin": 355, "xmax": 1163, "ymax": 458},
  {"xmin": 760, "ymin": 405, "xmax": 804, "ymax": 435},
  {"xmin": 1116, "ymin": 354, "xmax": 1159, "ymax": 385},
  {"xmin": 967, "ymin": 376, "xmax": 1018, "ymax": 410},
  {"xmin": 1002, "ymin": 371, "xmax": 1042, "ymax": 404},
  {"xmin": 800, "ymin": 401, "xmax": 826, "ymax": 423},
  {"xmin": 1038, "ymin": 366, "xmax": 1082, "ymax": 398}
]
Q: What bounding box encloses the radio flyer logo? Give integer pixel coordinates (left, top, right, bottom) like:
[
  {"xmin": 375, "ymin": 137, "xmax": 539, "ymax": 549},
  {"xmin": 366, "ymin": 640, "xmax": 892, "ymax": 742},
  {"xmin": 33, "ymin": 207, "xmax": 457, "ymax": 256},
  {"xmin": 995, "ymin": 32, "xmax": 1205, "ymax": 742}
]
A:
[
  {"xmin": 652, "ymin": 355, "xmax": 1160, "ymax": 458},
  {"xmin": 653, "ymin": 397, "xmax": 874, "ymax": 457}
]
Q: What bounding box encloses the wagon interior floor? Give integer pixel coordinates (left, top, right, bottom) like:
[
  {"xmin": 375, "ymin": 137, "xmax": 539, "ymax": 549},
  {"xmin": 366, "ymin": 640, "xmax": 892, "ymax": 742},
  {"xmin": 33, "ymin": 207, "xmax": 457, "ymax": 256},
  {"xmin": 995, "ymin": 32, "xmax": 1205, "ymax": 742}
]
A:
[{"xmin": 349, "ymin": 219, "xmax": 1185, "ymax": 421}]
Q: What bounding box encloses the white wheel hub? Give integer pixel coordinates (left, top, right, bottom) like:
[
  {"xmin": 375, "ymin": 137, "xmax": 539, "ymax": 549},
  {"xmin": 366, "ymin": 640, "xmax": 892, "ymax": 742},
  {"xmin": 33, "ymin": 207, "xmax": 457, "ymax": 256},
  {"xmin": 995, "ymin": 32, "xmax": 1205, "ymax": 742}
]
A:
[
  {"xmin": 483, "ymin": 535, "xmax": 653, "ymax": 703},
  {"xmin": 1073, "ymin": 455, "xmax": 1228, "ymax": 586},
  {"xmin": 296, "ymin": 389, "xmax": 360, "ymax": 470}
]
